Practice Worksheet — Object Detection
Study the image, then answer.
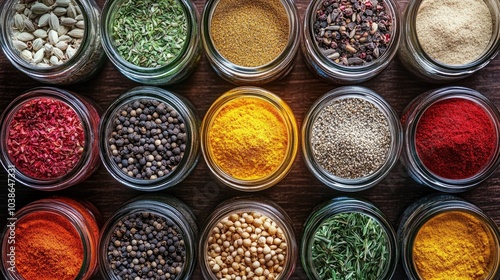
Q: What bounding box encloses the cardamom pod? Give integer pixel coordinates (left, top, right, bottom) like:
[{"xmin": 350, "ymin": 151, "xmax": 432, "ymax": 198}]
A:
[
  {"xmin": 14, "ymin": 14, "xmax": 25, "ymax": 31},
  {"xmin": 33, "ymin": 48, "xmax": 45, "ymax": 63},
  {"xmin": 12, "ymin": 40, "xmax": 28, "ymax": 51},
  {"xmin": 31, "ymin": 3, "xmax": 50, "ymax": 14},
  {"xmin": 75, "ymin": 14, "xmax": 83, "ymax": 21},
  {"xmin": 75, "ymin": 20, "xmax": 85, "ymax": 29},
  {"xmin": 37, "ymin": 62, "xmax": 51, "ymax": 67},
  {"xmin": 55, "ymin": 0, "xmax": 71, "ymax": 7},
  {"xmin": 66, "ymin": 45, "xmax": 76, "ymax": 59},
  {"xmin": 38, "ymin": 13, "xmax": 50, "ymax": 27},
  {"xmin": 24, "ymin": 18, "xmax": 35, "ymax": 32},
  {"xmin": 67, "ymin": 3, "xmax": 77, "ymax": 19},
  {"xmin": 58, "ymin": 35, "xmax": 72, "ymax": 42},
  {"xmin": 48, "ymin": 29, "xmax": 59, "ymax": 45},
  {"xmin": 55, "ymin": 41, "xmax": 68, "ymax": 51},
  {"xmin": 67, "ymin": 28, "xmax": 84, "ymax": 39},
  {"xmin": 49, "ymin": 12, "xmax": 60, "ymax": 31},
  {"xmin": 57, "ymin": 25, "xmax": 69, "ymax": 36},
  {"xmin": 49, "ymin": 55, "xmax": 59, "ymax": 65},
  {"xmin": 61, "ymin": 17, "xmax": 77, "ymax": 27},
  {"xmin": 16, "ymin": 32, "xmax": 35, "ymax": 42},
  {"xmin": 33, "ymin": 29, "xmax": 48, "ymax": 39},
  {"xmin": 54, "ymin": 7, "xmax": 67, "ymax": 17},
  {"xmin": 53, "ymin": 47, "xmax": 65, "ymax": 60},
  {"xmin": 42, "ymin": 0, "xmax": 55, "ymax": 6},
  {"xmin": 32, "ymin": 38, "xmax": 45, "ymax": 51},
  {"xmin": 44, "ymin": 43, "xmax": 53, "ymax": 53},
  {"xmin": 20, "ymin": 49, "xmax": 33, "ymax": 62},
  {"xmin": 14, "ymin": 4, "xmax": 26, "ymax": 13}
]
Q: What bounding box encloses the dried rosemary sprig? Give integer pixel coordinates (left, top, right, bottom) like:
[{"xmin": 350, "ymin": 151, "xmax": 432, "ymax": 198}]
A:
[
  {"xmin": 111, "ymin": 0, "xmax": 187, "ymax": 68},
  {"xmin": 312, "ymin": 212, "xmax": 389, "ymax": 280}
]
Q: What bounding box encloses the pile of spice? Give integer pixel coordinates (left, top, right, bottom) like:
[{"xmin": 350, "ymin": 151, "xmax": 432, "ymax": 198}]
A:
[
  {"xmin": 6, "ymin": 97, "xmax": 85, "ymax": 180},
  {"xmin": 208, "ymin": 97, "xmax": 288, "ymax": 180},
  {"xmin": 111, "ymin": 0, "xmax": 187, "ymax": 68},
  {"xmin": 107, "ymin": 99, "xmax": 187, "ymax": 180},
  {"xmin": 311, "ymin": 212, "xmax": 390, "ymax": 279},
  {"xmin": 205, "ymin": 212, "xmax": 288, "ymax": 279},
  {"xmin": 210, "ymin": 0, "xmax": 289, "ymax": 67},
  {"xmin": 11, "ymin": 0, "xmax": 86, "ymax": 67},
  {"xmin": 416, "ymin": 0, "xmax": 492, "ymax": 65},
  {"xmin": 413, "ymin": 211, "xmax": 494, "ymax": 279},
  {"xmin": 106, "ymin": 212, "xmax": 186, "ymax": 279},
  {"xmin": 415, "ymin": 98, "xmax": 496, "ymax": 179},
  {"xmin": 313, "ymin": 0, "xmax": 393, "ymax": 66},
  {"xmin": 311, "ymin": 97, "xmax": 390, "ymax": 179}
]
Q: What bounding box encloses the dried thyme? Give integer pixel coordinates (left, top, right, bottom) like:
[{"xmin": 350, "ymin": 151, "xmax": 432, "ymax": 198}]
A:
[
  {"xmin": 312, "ymin": 212, "xmax": 389, "ymax": 280},
  {"xmin": 111, "ymin": 0, "xmax": 187, "ymax": 68}
]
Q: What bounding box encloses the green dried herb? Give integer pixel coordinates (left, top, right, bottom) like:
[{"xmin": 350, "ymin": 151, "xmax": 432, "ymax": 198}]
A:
[
  {"xmin": 312, "ymin": 212, "xmax": 389, "ymax": 280},
  {"xmin": 111, "ymin": 0, "xmax": 187, "ymax": 68}
]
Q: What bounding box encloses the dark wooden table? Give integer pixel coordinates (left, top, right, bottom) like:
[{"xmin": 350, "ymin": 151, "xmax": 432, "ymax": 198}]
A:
[{"xmin": 1, "ymin": 0, "xmax": 500, "ymax": 279}]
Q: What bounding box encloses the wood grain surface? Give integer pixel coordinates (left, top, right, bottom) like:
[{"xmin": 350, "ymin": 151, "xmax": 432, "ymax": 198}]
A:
[{"xmin": 1, "ymin": 0, "xmax": 500, "ymax": 279}]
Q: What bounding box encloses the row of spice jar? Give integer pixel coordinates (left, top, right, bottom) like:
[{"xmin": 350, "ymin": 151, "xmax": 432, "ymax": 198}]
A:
[
  {"xmin": 1, "ymin": 0, "xmax": 500, "ymax": 85},
  {"xmin": 1, "ymin": 85, "xmax": 500, "ymax": 193},
  {"xmin": 2, "ymin": 194, "xmax": 500, "ymax": 280}
]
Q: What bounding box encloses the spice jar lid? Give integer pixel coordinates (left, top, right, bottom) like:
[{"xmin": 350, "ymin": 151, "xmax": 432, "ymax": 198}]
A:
[
  {"xmin": 198, "ymin": 196, "xmax": 297, "ymax": 280},
  {"xmin": 401, "ymin": 86, "xmax": 500, "ymax": 192},
  {"xmin": 98, "ymin": 195, "xmax": 198, "ymax": 280},
  {"xmin": 200, "ymin": 86, "xmax": 299, "ymax": 192},
  {"xmin": 99, "ymin": 86, "xmax": 200, "ymax": 191},
  {"xmin": 398, "ymin": 194, "xmax": 500, "ymax": 280},
  {"xmin": 301, "ymin": 197, "xmax": 399, "ymax": 280},
  {"xmin": 302, "ymin": 86, "xmax": 402, "ymax": 192},
  {"xmin": 0, "ymin": 87, "xmax": 101, "ymax": 190}
]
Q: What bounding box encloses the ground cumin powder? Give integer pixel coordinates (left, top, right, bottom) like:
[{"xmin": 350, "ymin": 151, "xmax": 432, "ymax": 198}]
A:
[
  {"xmin": 413, "ymin": 211, "xmax": 494, "ymax": 280},
  {"xmin": 210, "ymin": 0, "xmax": 290, "ymax": 67},
  {"xmin": 416, "ymin": 0, "xmax": 492, "ymax": 65},
  {"xmin": 208, "ymin": 97, "xmax": 288, "ymax": 180}
]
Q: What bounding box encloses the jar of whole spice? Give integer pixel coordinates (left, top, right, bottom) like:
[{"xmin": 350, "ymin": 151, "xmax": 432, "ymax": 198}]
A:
[
  {"xmin": 0, "ymin": 87, "xmax": 101, "ymax": 191},
  {"xmin": 398, "ymin": 194, "xmax": 500, "ymax": 280},
  {"xmin": 302, "ymin": 86, "xmax": 402, "ymax": 192},
  {"xmin": 1, "ymin": 197, "xmax": 101, "ymax": 280},
  {"xmin": 201, "ymin": 87, "xmax": 299, "ymax": 192},
  {"xmin": 398, "ymin": 0, "xmax": 500, "ymax": 83},
  {"xmin": 0, "ymin": 0, "xmax": 105, "ymax": 84},
  {"xmin": 99, "ymin": 86, "xmax": 200, "ymax": 191},
  {"xmin": 199, "ymin": 196, "xmax": 297, "ymax": 280},
  {"xmin": 301, "ymin": 197, "xmax": 398, "ymax": 280},
  {"xmin": 302, "ymin": 0, "xmax": 400, "ymax": 84},
  {"xmin": 201, "ymin": 0, "xmax": 301, "ymax": 85},
  {"xmin": 401, "ymin": 87, "xmax": 500, "ymax": 192},
  {"xmin": 100, "ymin": 0, "xmax": 200, "ymax": 85},
  {"xmin": 99, "ymin": 195, "xmax": 198, "ymax": 280}
]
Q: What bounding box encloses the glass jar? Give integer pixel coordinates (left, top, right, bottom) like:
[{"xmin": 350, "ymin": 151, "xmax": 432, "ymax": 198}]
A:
[
  {"xmin": 199, "ymin": 196, "xmax": 297, "ymax": 280},
  {"xmin": 301, "ymin": 197, "xmax": 398, "ymax": 280},
  {"xmin": 0, "ymin": 87, "xmax": 101, "ymax": 191},
  {"xmin": 401, "ymin": 87, "xmax": 500, "ymax": 192},
  {"xmin": 99, "ymin": 86, "xmax": 200, "ymax": 191},
  {"xmin": 302, "ymin": 0, "xmax": 401, "ymax": 84},
  {"xmin": 398, "ymin": 0, "xmax": 500, "ymax": 83},
  {"xmin": 99, "ymin": 195, "xmax": 198, "ymax": 280},
  {"xmin": 201, "ymin": 87, "xmax": 298, "ymax": 192},
  {"xmin": 302, "ymin": 86, "xmax": 402, "ymax": 192},
  {"xmin": 201, "ymin": 0, "xmax": 301, "ymax": 85},
  {"xmin": 1, "ymin": 197, "xmax": 101, "ymax": 280},
  {"xmin": 0, "ymin": 0, "xmax": 105, "ymax": 85},
  {"xmin": 398, "ymin": 194, "xmax": 500, "ymax": 280},
  {"xmin": 100, "ymin": 0, "xmax": 200, "ymax": 85}
]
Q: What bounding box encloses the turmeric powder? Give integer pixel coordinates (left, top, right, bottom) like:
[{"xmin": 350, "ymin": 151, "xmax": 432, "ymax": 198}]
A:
[
  {"xmin": 413, "ymin": 211, "xmax": 494, "ymax": 280},
  {"xmin": 208, "ymin": 97, "xmax": 288, "ymax": 180}
]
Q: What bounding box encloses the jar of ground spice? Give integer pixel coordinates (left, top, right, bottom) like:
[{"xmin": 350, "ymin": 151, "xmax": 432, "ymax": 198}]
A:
[
  {"xmin": 1, "ymin": 197, "xmax": 101, "ymax": 280},
  {"xmin": 0, "ymin": 87, "xmax": 101, "ymax": 190},
  {"xmin": 302, "ymin": 197, "xmax": 398, "ymax": 280},
  {"xmin": 401, "ymin": 87, "xmax": 500, "ymax": 192},
  {"xmin": 201, "ymin": 87, "xmax": 298, "ymax": 192},
  {"xmin": 100, "ymin": 0, "xmax": 200, "ymax": 85},
  {"xmin": 302, "ymin": 86, "xmax": 402, "ymax": 192},
  {"xmin": 398, "ymin": 0, "xmax": 500, "ymax": 83},
  {"xmin": 398, "ymin": 194, "xmax": 500, "ymax": 280},
  {"xmin": 99, "ymin": 86, "xmax": 200, "ymax": 191},
  {"xmin": 0, "ymin": 0, "xmax": 105, "ymax": 84},
  {"xmin": 199, "ymin": 197, "xmax": 297, "ymax": 280},
  {"xmin": 99, "ymin": 195, "xmax": 197, "ymax": 280},
  {"xmin": 201, "ymin": 0, "xmax": 301, "ymax": 85},
  {"xmin": 302, "ymin": 0, "xmax": 400, "ymax": 84}
]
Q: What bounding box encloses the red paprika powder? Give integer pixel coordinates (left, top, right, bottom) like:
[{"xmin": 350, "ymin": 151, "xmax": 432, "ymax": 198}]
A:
[{"xmin": 415, "ymin": 98, "xmax": 497, "ymax": 179}]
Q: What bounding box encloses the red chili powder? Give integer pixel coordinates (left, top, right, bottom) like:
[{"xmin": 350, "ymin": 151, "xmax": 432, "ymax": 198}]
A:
[
  {"xmin": 415, "ymin": 98, "xmax": 497, "ymax": 179},
  {"xmin": 6, "ymin": 97, "xmax": 85, "ymax": 180}
]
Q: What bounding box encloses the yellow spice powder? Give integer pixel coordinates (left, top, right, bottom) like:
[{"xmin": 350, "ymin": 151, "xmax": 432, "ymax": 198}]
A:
[
  {"xmin": 208, "ymin": 97, "xmax": 288, "ymax": 180},
  {"xmin": 413, "ymin": 211, "xmax": 494, "ymax": 280}
]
